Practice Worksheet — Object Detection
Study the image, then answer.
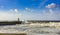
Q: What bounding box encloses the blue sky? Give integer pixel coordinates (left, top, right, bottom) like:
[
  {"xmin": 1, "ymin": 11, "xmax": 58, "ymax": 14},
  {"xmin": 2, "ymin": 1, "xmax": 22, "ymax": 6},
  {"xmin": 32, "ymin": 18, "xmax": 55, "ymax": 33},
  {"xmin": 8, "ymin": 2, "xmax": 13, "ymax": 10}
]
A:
[{"xmin": 0, "ymin": 0, "xmax": 60, "ymax": 21}]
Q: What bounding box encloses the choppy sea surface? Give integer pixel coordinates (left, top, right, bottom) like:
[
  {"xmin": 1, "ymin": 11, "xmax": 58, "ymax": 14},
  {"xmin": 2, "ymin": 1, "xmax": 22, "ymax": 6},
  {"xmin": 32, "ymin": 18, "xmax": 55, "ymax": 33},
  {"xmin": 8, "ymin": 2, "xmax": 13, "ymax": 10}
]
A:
[{"xmin": 0, "ymin": 23, "xmax": 60, "ymax": 35}]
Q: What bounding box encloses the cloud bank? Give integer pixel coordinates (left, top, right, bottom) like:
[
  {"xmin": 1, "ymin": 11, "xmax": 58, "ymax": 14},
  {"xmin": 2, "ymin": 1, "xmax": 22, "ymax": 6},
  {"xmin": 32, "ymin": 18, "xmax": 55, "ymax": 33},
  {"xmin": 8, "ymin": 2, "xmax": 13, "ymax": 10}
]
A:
[
  {"xmin": 0, "ymin": 9, "xmax": 22, "ymax": 21},
  {"xmin": 0, "ymin": 3, "xmax": 60, "ymax": 21}
]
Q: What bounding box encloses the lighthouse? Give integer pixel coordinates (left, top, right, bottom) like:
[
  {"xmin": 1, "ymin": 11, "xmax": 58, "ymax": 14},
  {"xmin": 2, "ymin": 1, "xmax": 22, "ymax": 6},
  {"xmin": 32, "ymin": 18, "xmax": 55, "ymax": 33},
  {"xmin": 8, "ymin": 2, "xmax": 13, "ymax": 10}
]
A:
[{"xmin": 18, "ymin": 18, "xmax": 20, "ymax": 24}]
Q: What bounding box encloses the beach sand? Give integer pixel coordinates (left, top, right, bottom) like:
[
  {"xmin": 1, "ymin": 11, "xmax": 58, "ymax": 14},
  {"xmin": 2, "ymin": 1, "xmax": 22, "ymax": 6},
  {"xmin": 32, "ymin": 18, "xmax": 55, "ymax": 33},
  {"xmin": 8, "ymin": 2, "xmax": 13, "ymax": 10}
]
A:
[{"xmin": 0, "ymin": 33, "xmax": 27, "ymax": 35}]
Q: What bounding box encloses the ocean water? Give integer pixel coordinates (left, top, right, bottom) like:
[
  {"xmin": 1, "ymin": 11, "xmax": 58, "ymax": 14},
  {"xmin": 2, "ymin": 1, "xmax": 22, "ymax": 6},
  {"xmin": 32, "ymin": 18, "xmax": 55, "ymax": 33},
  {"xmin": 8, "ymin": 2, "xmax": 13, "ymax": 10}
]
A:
[{"xmin": 0, "ymin": 24, "xmax": 60, "ymax": 35}]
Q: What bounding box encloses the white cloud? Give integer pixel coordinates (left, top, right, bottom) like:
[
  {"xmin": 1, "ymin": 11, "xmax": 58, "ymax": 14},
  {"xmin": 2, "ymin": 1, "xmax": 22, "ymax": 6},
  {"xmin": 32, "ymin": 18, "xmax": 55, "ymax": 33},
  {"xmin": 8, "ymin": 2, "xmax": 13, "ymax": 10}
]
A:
[
  {"xmin": 14, "ymin": 9, "xmax": 19, "ymax": 13},
  {"xmin": 0, "ymin": 10, "xmax": 22, "ymax": 21},
  {"xmin": 21, "ymin": 7, "xmax": 60, "ymax": 20},
  {"xmin": 25, "ymin": 8, "xmax": 34, "ymax": 12},
  {"xmin": 46, "ymin": 3, "xmax": 56, "ymax": 9},
  {"xmin": 40, "ymin": 3, "xmax": 60, "ymax": 20},
  {"xmin": 20, "ymin": 9, "xmax": 60, "ymax": 20},
  {"xmin": 45, "ymin": 3, "xmax": 58, "ymax": 17},
  {"xmin": 49, "ymin": 9, "xmax": 53, "ymax": 15},
  {"xmin": 25, "ymin": 8, "xmax": 31, "ymax": 11},
  {"xmin": 0, "ymin": 8, "xmax": 60, "ymax": 21},
  {"xmin": 10, "ymin": 9, "xmax": 19, "ymax": 13}
]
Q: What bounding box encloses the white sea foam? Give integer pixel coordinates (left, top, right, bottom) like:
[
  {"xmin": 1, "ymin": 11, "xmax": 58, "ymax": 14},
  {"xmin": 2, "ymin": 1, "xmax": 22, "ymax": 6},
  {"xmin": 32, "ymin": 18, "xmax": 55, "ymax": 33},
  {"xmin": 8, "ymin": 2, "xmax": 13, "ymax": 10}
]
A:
[{"xmin": 0, "ymin": 24, "xmax": 60, "ymax": 35}]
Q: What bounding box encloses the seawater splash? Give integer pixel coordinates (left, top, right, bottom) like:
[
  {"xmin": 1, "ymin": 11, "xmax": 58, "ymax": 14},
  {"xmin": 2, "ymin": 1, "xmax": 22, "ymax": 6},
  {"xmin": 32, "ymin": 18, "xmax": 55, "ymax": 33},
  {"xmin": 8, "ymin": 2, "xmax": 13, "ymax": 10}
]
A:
[{"xmin": 0, "ymin": 24, "xmax": 59, "ymax": 35}]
